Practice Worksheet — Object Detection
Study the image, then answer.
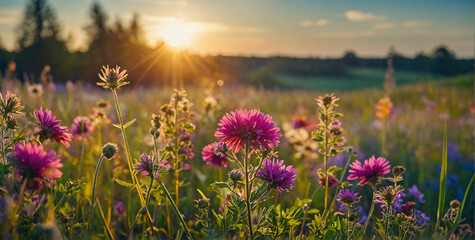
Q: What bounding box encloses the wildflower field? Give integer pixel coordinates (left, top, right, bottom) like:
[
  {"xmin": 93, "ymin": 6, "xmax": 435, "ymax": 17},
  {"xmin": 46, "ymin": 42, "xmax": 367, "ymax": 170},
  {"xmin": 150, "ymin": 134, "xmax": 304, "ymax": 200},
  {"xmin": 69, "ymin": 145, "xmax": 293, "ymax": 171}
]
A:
[{"xmin": 0, "ymin": 64, "xmax": 473, "ymax": 239}]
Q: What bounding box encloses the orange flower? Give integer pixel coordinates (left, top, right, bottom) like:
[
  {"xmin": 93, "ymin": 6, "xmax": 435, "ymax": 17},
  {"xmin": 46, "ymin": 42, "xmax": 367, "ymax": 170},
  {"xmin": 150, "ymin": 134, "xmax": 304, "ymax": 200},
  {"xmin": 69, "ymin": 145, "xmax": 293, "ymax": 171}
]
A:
[{"xmin": 375, "ymin": 97, "xmax": 393, "ymax": 119}]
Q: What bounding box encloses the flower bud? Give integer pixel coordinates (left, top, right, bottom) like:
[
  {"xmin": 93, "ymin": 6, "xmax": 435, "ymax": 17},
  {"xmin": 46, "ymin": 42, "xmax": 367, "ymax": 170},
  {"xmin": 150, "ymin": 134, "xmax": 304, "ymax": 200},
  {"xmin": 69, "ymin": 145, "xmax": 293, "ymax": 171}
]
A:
[
  {"xmin": 102, "ymin": 143, "xmax": 119, "ymax": 159},
  {"xmin": 194, "ymin": 198, "xmax": 210, "ymax": 210},
  {"xmin": 450, "ymin": 199, "xmax": 460, "ymax": 209},
  {"xmin": 392, "ymin": 166, "xmax": 406, "ymax": 177},
  {"xmin": 229, "ymin": 169, "xmax": 244, "ymax": 183}
]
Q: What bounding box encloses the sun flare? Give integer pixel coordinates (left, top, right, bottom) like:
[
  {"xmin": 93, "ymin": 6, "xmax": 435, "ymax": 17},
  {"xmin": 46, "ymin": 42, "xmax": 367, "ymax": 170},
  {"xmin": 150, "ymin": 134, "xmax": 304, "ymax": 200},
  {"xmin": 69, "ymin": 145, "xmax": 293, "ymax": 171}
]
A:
[{"xmin": 159, "ymin": 19, "xmax": 194, "ymax": 47}]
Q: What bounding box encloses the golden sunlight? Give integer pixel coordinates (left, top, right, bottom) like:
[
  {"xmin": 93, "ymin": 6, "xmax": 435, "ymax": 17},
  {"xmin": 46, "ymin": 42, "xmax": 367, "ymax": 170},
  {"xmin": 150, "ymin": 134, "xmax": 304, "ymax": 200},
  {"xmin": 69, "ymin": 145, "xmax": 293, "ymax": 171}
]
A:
[{"xmin": 158, "ymin": 18, "xmax": 194, "ymax": 47}]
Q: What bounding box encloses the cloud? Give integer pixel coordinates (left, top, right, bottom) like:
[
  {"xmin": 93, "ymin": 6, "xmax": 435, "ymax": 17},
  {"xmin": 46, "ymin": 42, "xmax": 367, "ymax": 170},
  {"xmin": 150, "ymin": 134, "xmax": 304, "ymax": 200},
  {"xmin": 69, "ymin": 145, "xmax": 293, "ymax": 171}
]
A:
[
  {"xmin": 404, "ymin": 21, "xmax": 432, "ymax": 28},
  {"xmin": 300, "ymin": 20, "xmax": 314, "ymax": 27},
  {"xmin": 0, "ymin": 9, "xmax": 21, "ymax": 24},
  {"xmin": 300, "ymin": 19, "xmax": 329, "ymax": 27},
  {"xmin": 314, "ymin": 31, "xmax": 376, "ymax": 39},
  {"xmin": 373, "ymin": 23, "xmax": 396, "ymax": 30},
  {"xmin": 345, "ymin": 10, "xmax": 386, "ymax": 22},
  {"xmin": 315, "ymin": 19, "xmax": 329, "ymax": 26},
  {"xmin": 133, "ymin": 0, "xmax": 188, "ymax": 7}
]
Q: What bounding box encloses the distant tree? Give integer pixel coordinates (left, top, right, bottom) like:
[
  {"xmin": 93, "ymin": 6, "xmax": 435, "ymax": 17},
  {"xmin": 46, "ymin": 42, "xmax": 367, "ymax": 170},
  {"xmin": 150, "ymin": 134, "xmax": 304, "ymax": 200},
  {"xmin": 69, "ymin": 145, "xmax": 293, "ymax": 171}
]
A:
[
  {"xmin": 84, "ymin": 2, "xmax": 109, "ymax": 52},
  {"xmin": 16, "ymin": 0, "xmax": 60, "ymax": 49},
  {"xmin": 431, "ymin": 45, "xmax": 461, "ymax": 75},
  {"xmin": 414, "ymin": 52, "xmax": 431, "ymax": 71},
  {"xmin": 342, "ymin": 50, "xmax": 360, "ymax": 66},
  {"xmin": 14, "ymin": 0, "xmax": 73, "ymax": 82},
  {"xmin": 129, "ymin": 13, "xmax": 144, "ymax": 44}
]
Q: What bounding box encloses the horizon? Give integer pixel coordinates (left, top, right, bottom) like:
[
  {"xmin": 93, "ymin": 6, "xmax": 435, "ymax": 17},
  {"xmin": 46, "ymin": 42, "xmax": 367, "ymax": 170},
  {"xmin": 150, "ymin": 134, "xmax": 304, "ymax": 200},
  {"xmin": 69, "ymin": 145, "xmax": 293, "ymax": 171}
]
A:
[{"xmin": 0, "ymin": 0, "xmax": 473, "ymax": 58}]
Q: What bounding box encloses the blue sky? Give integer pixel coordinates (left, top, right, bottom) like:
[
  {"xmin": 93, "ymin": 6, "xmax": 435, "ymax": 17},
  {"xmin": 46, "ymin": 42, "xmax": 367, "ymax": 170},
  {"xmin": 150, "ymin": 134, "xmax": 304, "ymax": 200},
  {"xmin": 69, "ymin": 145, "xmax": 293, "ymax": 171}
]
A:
[{"xmin": 0, "ymin": 0, "xmax": 473, "ymax": 57}]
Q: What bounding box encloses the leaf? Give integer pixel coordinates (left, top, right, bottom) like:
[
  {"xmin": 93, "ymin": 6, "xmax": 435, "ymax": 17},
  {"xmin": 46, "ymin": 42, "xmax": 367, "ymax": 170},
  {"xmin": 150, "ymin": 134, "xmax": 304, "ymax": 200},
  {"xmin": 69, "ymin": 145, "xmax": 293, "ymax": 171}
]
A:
[
  {"xmin": 112, "ymin": 124, "xmax": 121, "ymax": 129},
  {"xmin": 196, "ymin": 188, "xmax": 208, "ymax": 199},
  {"xmin": 123, "ymin": 119, "xmax": 136, "ymax": 128},
  {"xmin": 114, "ymin": 179, "xmax": 135, "ymax": 188},
  {"xmin": 73, "ymin": 223, "xmax": 88, "ymax": 228},
  {"xmin": 435, "ymin": 121, "xmax": 447, "ymax": 230},
  {"xmin": 448, "ymin": 174, "xmax": 474, "ymax": 237},
  {"xmin": 211, "ymin": 182, "xmax": 229, "ymax": 189}
]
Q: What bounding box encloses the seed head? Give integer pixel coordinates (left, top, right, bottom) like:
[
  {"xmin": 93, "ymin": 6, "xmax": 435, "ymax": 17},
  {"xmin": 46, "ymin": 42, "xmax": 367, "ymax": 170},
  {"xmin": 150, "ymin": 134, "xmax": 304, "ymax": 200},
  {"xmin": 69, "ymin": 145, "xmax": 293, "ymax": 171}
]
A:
[
  {"xmin": 102, "ymin": 143, "xmax": 119, "ymax": 159},
  {"xmin": 97, "ymin": 65, "xmax": 129, "ymax": 90}
]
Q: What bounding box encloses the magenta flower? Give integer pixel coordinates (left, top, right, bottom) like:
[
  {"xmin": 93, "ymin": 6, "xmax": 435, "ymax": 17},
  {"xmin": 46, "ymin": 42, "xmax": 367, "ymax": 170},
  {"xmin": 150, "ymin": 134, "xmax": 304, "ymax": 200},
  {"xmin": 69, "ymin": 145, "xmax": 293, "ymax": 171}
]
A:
[
  {"xmin": 71, "ymin": 116, "xmax": 93, "ymax": 139},
  {"xmin": 202, "ymin": 142, "xmax": 229, "ymax": 169},
  {"xmin": 34, "ymin": 107, "xmax": 72, "ymax": 147},
  {"xmin": 135, "ymin": 154, "xmax": 154, "ymax": 176},
  {"xmin": 318, "ymin": 174, "xmax": 339, "ymax": 188},
  {"xmin": 9, "ymin": 143, "xmax": 63, "ymax": 189},
  {"xmin": 114, "ymin": 201, "xmax": 125, "ymax": 214},
  {"xmin": 257, "ymin": 158, "xmax": 296, "ymax": 192},
  {"xmin": 337, "ymin": 189, "xmax": 361, "ymax": 206},
  {"xmin": 347, "ymin": 156, "xmax": 390, "ymax": 186},
  {"xmin": 215, "ymin": 109, "xmax": 281, "ymax": 153}
]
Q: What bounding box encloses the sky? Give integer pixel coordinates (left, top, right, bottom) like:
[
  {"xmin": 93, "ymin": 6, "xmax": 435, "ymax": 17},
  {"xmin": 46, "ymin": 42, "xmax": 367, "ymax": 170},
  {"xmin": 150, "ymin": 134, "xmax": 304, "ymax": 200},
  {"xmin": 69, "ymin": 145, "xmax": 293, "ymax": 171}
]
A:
[{"xmin": 0, "ymin": 0, "xmax": 473, "ymax": 58}]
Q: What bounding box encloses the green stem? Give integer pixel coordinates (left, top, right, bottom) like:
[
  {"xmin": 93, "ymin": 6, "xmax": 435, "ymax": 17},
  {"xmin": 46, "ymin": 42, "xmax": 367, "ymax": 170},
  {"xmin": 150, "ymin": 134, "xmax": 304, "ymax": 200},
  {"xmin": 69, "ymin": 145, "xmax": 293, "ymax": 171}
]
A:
[
  {"xmin": 323, "ymin": 107, "xmax": 330, "ymax": 212},
  {"xmin": 347, "ymin": 205, "xmax": 351, "ymax": 240},
  {"xmin": 96, "ymin": 198, "xmax": 115, "ymax": 240},
  {"xmin": 87, "ymin": 155, "xmax": 104, "ymax": 237},
  {"xmin": 154, "ymin": 136, "xmax": 172, "ymax": 238},
  {"xmin": 324, "ymin": 153, "xmax": 354, "ymax": 220},
  {"xmin": 146, "ymin": 177, "xmax": 154, "ymax": 205},
  {"xmin": 173, "ymin": 98, "xmax": 180, "ymax": 209},
  {"xmin": 362, "ymin": 185, "xmax": 377, "ymax": 235},
  {"xmin": 244, "ymin": 140, "xmax": 254, "ymax": 240},
  {"xmin": 158, "ymin": 181, "xmax": 192, "ymax": 239},
  {"xmin": 384, "ymin": 205, "xmax": 390, "ymax": 240},
  {"xmin": 111, "ymin": 89, "xmax": 158, "ymax": 239}
]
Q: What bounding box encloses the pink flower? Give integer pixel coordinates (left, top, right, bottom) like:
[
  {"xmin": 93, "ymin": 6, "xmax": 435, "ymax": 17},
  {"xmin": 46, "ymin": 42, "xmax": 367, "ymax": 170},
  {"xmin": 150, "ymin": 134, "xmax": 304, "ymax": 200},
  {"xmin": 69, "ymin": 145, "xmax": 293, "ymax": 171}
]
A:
[
  {"xmin": 9, "ymin": 143, "xmax": 63, "ymax": 189},
  {"xmin": 202, "ymin": 142, "xmax": 229, "ymax": 169},
  {"xmin": 34, "ymin": 107, "xmax": 72, "ymax": 147},
  {"xmin": 347, "ymin": 156, "xmax": 390, "ymax": 186},
  {"xmin": 257, "ymin": 158, "xmax": 296, "ymax": 192},
  {"xmin": 215, "ymin": 109, "xmax": 281, "ymax": 153},
  {"xmin": 71, "ymin": 116, "xmax": 93, "ymax": 139}
]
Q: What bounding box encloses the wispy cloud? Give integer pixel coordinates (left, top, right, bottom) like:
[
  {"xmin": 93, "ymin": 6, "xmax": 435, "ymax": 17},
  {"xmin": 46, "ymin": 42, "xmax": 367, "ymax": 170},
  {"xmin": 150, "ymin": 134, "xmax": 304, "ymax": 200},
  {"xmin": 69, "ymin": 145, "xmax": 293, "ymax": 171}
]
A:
[
  {"xmin": 315, "ymin": 19, "xmax": 330, "ymax": 26},
  {"xmin": 300, "ymin": 19, "xmax": 329, "ymax": 27},
  {"xmin": 404, "ymin": 21, "xmax": 432, "ymax": 28},
  {"xmin": 373, "ymin": 23, "xmax": 396, "ymax": 30},
  {"xmin": 133, "ymin": 0, "xmax": 188, "ymax": 7},
  {"xmin": 345, "ymin": 10, "xmax": 386, "ymax": 22},
  {"xmin": 0, "ymin": 9, "xmax": 21, "ymax": 24},
  {"xmin": 314, "ymin": 31, "xmax": 376, "ymax": 39}
]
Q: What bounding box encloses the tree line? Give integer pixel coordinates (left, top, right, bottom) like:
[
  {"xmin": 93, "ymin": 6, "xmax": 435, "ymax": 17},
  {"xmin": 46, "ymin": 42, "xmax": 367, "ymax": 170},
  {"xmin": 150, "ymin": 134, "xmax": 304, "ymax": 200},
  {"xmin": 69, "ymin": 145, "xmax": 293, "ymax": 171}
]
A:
[{"xmin": 0, "ymin": 0, "xmax": 472, "ymax": 88}]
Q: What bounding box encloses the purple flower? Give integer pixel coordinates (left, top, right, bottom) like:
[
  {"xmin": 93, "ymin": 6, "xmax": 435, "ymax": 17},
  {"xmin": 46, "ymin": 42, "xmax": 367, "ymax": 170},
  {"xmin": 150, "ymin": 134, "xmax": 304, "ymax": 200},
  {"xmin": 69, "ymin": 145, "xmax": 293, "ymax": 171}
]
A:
[
  {"xmin": 336, "ymin": 189, "xmax": 361, "ymax": 206},
  {"xmin": 347, "ymin": 156, "xmax": 390, "ymax": 186},
  {"xmin": 114, "ymin": 202, "xmax": 125, "ymax": 214},
  {"xmin": 407, "ymin": 185, "xmax": 426, "ymax": 203},
  {"xmin": 415, "ymin": 209, "xmax": 430, "ymax": 227},
  {"xmin": 71, "ymin": 116, "xmax": 93, "ymax": 139},
  {"xmin": 34, "ymin": 107, "xmax": 72, "ymax": 147},
  {"xmin": 9, "ymin": 143, "xmax": 63, "ymax": 189},
  {"xmin": 257, "ymin": 158, "xmax": 296, "ymax": 192},
  {"xmin": 134, "ymin": 154, "xmax": 154, "ymax": 176},
  {"xmin": 202, "ymin": 142, "xmax": 229, "ymax": 169},
  {"xmin": 215, "ymin": 109, "xmax": 281, "ymax": 153}
]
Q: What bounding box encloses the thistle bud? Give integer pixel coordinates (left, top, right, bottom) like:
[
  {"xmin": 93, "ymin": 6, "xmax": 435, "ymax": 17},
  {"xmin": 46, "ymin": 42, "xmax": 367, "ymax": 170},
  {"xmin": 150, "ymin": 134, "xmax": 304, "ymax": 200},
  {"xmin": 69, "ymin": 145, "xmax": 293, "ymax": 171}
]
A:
[
  {"xmin": 450, "ymin": 199, "xmax": 460, "ymax": 209},
  {"xmin": 392, "ymin": 166, "xmax": 406, "ymax": 177},
  {"xmin": 229, "ymin": 169, "xmax": 244, "ymax": 183},
  {"xmin": 102, "ymin": 143, "xmax": 119, "ymax": 159}
]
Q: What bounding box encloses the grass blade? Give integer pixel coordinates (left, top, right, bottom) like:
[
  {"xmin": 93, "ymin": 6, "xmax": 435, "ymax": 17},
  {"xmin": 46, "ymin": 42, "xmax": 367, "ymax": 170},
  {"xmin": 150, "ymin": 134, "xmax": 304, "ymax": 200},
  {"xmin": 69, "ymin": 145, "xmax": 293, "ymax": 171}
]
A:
[
  {"xmin": 447, "ymin": 175, "xmax": 474, "ymax": 237},
  {"xmin": 435, "ymin": 121, "xmax": 448, "ymax": 230}
]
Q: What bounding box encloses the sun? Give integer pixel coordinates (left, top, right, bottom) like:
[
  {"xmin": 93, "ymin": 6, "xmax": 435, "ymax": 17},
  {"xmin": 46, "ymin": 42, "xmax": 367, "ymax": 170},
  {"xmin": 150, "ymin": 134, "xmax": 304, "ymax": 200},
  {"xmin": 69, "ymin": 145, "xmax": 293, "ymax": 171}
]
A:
[{"xmin": 159, "ymin": 19, "xmax": 194, "ymax": 48}]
